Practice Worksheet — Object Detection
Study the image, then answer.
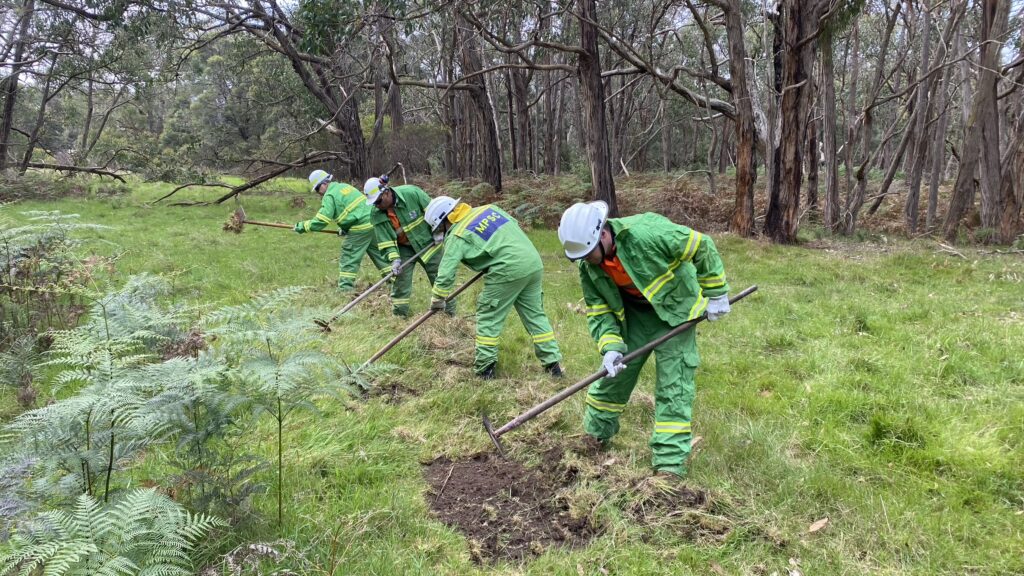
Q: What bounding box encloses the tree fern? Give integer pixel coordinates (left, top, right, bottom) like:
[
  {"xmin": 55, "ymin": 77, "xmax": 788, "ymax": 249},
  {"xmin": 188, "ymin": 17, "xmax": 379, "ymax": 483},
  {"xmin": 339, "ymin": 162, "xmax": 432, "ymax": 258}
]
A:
[
  {"xmin": 0, "ymin": 489, "xmax": 223, "ymax": 576},
  {"xmin": 203, "ymin": 286, "xmax": 354, "ymax": 526}
]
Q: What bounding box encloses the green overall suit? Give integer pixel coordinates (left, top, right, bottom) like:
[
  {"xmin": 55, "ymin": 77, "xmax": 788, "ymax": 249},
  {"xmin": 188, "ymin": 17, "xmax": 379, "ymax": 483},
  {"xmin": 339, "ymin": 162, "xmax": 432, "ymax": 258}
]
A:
[
  {"xmin": 432, "ymin": 203, "xmax": 562, "ymax": 374},
  {"xmin": 578, "ymin": 213, "xmax": 729, "ymax": 476},
  {"xmin": 295, "ymin": 181, "xmax": 389, "ymax": 291},
  {"xmin": 370, "ymin": 185, "xmax": 453, "ymax": 316}
]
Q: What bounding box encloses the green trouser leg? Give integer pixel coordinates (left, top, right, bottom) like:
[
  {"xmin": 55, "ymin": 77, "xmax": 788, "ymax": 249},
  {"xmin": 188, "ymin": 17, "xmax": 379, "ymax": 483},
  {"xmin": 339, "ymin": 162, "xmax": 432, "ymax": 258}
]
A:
[
  {"xmin": 583, "ymin": 302, "xmax": 699, "ymax": 476},
  {"xmin": 474, "ymin": 270, "xmax": 562, "ymax": 373},
  {"xmin": 390, "ymin": 244, "xmax": 455, "ymax": 316},
  {"xmin": 337, "ymin": 230, "xmax": 389, "ymax": 291}
]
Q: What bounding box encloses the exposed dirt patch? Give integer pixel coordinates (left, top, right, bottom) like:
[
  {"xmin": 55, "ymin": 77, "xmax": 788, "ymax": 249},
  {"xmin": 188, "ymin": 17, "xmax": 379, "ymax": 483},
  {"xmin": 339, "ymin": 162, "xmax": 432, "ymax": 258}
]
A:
[
  {"xmin": 289, "ymin": 195, "xmax": 307, "ymax": 208},
  {"xmin": 423, "ymin": 452, "xmax": 597, "ymax": 563}
]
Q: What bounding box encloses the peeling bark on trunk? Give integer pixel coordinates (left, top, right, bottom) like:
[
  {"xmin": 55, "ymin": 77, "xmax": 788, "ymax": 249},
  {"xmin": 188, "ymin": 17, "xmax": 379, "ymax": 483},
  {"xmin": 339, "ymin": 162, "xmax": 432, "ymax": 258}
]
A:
[
  {"xmin": 904, "ymin": 0, "xmax": 932, "ymax": 234},
  {"xmin": 765, "ymin": 0, "xmax": 826, "ymax": 243},
  {"xmin": 576, "ymin": 0, "xmax": 617, "ymax": 214},
  {"xmin": 944, "ymin": 0, "xmax": 1009, "ymax": 240},
  {"xmin": 457, "ymin": 13, "xmax": 503, "ymax": 192}
]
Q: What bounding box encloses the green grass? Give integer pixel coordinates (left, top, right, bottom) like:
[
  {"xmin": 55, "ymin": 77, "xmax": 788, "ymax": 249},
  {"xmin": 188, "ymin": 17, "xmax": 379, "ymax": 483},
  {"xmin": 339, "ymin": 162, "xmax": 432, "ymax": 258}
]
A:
[{"xmin": 3, "ymin": 179, "xmax": 1024, "ymax": 575}]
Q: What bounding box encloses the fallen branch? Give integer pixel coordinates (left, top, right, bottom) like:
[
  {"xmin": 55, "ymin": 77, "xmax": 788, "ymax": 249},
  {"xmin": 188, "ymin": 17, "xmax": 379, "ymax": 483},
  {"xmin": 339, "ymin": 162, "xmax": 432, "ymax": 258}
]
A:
[
  {"xmin": 25, "ymin": 162, "xmax": 126, "ymax": 182},
  {"xmin": 151, "ymin": 151, "xmax": 342, "ymax": 205},
  {"xmin": 151, "ymin": 182, "xmax": 232, "ymax": 204},
  {"xmin": 937, "ymin": 242, "xmax": 967, "ymax": 259}
]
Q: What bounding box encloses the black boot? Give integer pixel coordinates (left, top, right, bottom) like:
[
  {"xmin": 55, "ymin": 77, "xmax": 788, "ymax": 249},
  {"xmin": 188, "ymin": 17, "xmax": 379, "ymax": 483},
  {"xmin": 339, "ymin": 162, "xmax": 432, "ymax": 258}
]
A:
[
  {"xmin": 478, "ymin": 363, "xmax": 497, "ymax": 380},
  {"xmin": 544, "ymin": 362, "xmax": 564, "ymax": 377}
]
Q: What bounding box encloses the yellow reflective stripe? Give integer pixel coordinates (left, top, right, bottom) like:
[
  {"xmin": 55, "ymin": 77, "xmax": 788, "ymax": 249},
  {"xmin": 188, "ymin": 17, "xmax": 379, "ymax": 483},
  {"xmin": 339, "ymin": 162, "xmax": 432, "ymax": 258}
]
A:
[
  {"xmin": 337, "ymin": 195, "xmax": 365, "ymax": 222},
  {"xmin": 613, "ymin": 308, "xmax": 625, "ymax": 321},
  {"xmin": 453, "ymin": 205, "xmax": 491, "ymax": 236},
  {"xmin": 378, "ymin": 241, "xmax": 397, "ymax": 250},
  {"xmin": 315, "ymin": 213, "xmax": 336, "ymax": 225},
  {"xmin": 698, "ymin": 274, "xmax": 726, "ymax": 288},
  {"xmin": 654, "ymin": 421, "xmax": 692, "ymax": 434},
  {"xmin": 432, "ymin": 286, "xmax": 452, "ymax": 298},
  {"xmin": 597, "ymin": 333, "xmax": 624, "ymax": 351},
  {"xmin": 349, "ymin": 222, "xmax": 373, "ymax": 232},
  {"xmin": 531, "ymin": 331, "xmax": 555, "ymax": 343},
  {"xmin": 338, "ymin": 272, "xmax": 357, "ymax": 278},
  {"xmin": 642, "ymin": 267, "xmax": 678, "ymax": 300},
  {"xmin": 586, "ymin": 304, "xmax": 610, "ymax": 317},
  {"xmin": 586, "ymin": 394, "xmax": 626, "ymax": 413},
  {"xmin": 641, "ymin": 232, "xmax": 704, "ymax": 300},
  {"xmin": 302, "ymin": 221, "xmax": 312, "ymax": 232},
  {"xmin": 392, "ymin": 298, "xmax": 410, "ymax": 305},
  {"xmin": 681, "ymin": 231, "xmax": 702, "ymax": 262},
  {"xmin": 688, "ymin": 295, "xmax": 709, "ymax": 320},
  {"xmin": 404, "ymin": 216, "xmax": 425, "ymax": 231},
  {"xmin": 421, "ymin": 243, "xmax": 443, "ymax": 263},
  {"xmin": 475, "ymin": 335, "xmax": 499, "ymax": 346}
]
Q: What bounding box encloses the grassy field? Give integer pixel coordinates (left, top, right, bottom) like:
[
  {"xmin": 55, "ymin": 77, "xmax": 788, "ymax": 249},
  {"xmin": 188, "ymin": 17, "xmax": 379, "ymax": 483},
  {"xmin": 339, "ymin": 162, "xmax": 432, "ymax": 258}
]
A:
[{"xmin": 3, "ymin": 178, "xmax": 1023, "ymax": 575}]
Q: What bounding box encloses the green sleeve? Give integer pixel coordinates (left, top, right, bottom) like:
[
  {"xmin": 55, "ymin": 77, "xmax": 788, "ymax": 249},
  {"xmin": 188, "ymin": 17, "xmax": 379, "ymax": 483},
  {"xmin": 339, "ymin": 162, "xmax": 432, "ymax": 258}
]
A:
[
  {"xmin": 658, "ymin": 224, "xmax": 729, "ymax": 298},
  {"xmin": 297, "ymin": 194, "xmax": 336, "ymax": 233},
  {"xmin": 373, "ymin": 213, "xmax": 400, "ymax": 261},
  {"xmin": 431, "ymin": 239, "xmax": 464, "ymax": 300},
  {"xmin": 692, "ymin": 234, "xmax": 729, "ymax": 298},
  {"xmin": 580, "ymin": 264, "xmax": 627, "ymax": 355},
  {"xmin": 335, "ymin": 187, "xmax": 368, "ymax": 231}
]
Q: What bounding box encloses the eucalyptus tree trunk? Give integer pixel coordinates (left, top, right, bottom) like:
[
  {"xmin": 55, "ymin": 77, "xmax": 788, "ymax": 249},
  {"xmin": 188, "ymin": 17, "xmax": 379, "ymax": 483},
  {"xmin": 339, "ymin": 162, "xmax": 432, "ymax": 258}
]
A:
[
  {"xmin": 765, "ymin": 0, "xmax": 827, "ymax": 243},
  {"xmin": 576, "ymin": 0, "xmax": 617, "ymax": 214},
  {"xmin": 821, "ymin": 35, "xmax": 841, "ymax": 232},
  {"xmin": 807, "ymin": 114, "xmax": 819, "ymax": 210},
  {"xmin": 944, "ymin": 0, "xmax": 1009, "ymax": 240},
  {"xmin": 904, "ymin": 0, "xmax": 932, "ymax": 234},
  {"xmin": 720, "ymin": 0, "xmax": 761, "ymax": 235},
  {"xmin": 997, "ymin": 109, "xmax": 1024, "ymax": 243},
  {"xmin": 843, "ymin": 22, "xmax": 860, "ymax": 211},
  {"xmin": 0, "ymin": 0, "xmax": 34, "ymax": 171},
  {"xmin": 456, "ymin": 12, "xmax": 502, "ymax": 192}
]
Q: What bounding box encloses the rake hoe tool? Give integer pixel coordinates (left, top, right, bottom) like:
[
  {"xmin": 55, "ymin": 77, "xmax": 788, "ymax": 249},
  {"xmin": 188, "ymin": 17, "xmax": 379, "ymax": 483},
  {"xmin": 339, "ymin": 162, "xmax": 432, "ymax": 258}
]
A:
[
  {"xmin": 361, "ymin": 271, "xmax": 485, "ymax": 368},
  {"xmin": 482, "ymin": 285, "xmax": 758, "ymax": 457},
  {"xmin": 231, "ymin": 206, "xmax": 336, "ymax": 234},
  {"xmin": 314, "ymin": 242, "xmax": 439, "ymax": 332}
]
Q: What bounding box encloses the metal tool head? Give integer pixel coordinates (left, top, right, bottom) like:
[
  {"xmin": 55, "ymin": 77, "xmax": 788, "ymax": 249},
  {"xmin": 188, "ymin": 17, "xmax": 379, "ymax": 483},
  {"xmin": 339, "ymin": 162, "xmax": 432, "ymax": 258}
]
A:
[
  {"xmin": 481, "ymin": 412, "xmax": 506, "ymax": 457},
  {"xmin": 313, "ymin": 318, "xmax": 332, "ymax": 332}
]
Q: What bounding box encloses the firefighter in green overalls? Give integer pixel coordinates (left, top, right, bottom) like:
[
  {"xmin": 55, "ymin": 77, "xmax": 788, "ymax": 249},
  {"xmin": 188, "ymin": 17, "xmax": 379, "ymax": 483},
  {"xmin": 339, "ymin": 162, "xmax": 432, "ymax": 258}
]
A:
[
  {"xmin": 364, "ymin": 176, "xmax": 455, "ymax": 317},
  {"xmin": 557, "ymin": 201, "xmax": 731, "ymax": 478},
  {"xmin": 425, "ymin": 196, "xmax": 563, "ymax": 379},
  {"xmin": 294, "ymin": 170, "xmax": 389, "ymax": 291}
]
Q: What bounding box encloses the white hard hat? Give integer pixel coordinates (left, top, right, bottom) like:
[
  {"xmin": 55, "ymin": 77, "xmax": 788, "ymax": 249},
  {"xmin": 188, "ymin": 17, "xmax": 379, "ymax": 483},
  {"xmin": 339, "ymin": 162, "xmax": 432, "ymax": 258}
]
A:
[
  {"xmin": 558, "ymin": 201, "xmax": 608, "ymax": 260},
  {"xmin": 425, "ymin": 196, "xmax": 461, "ymax": 231},
  {"xmin": 309, "ymin": 169, "xmax": 331, "ymax": 192},
  {"xmin": 363, "ymin": 177, "xmax": 386, "ymax": 205}
]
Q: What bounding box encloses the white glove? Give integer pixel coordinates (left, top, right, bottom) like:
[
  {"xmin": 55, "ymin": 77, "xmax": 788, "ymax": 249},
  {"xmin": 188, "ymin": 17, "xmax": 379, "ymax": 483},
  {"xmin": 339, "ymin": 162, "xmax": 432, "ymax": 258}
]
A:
[
  {"xmin": 433, "ymin": 231, "xmax": 445, "ymax": 244},
  {"xmin": 602, "ymin": 350, "xmax": 627, "ymax": 378},
  {"xmin": 706, "ymin": 294, "xmax": 730, "ymax": 321},
  {"xmin": 391, "ymin": 259, "xmax": 403, "ymax": 275}
]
